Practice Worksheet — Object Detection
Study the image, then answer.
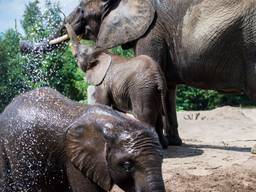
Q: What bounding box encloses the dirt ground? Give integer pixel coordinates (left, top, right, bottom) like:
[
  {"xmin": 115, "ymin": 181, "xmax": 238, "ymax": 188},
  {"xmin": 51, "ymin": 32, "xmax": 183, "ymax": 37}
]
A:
[{"xmin": 112, "ymin": 106, "xmax": 256, "ymax": 192}]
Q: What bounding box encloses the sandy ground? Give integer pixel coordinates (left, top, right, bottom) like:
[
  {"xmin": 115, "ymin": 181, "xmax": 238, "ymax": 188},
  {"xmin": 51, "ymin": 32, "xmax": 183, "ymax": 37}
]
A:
[{"xmin": 112, "ymin": 106, "xmax": 256, "ymax": 192}]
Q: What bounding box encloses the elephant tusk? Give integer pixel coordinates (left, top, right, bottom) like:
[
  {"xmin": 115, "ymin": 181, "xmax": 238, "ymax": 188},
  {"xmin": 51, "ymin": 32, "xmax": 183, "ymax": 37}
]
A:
[{"xmin": 49, "ymin": 34, "xmax": 69, "ymax": 45}]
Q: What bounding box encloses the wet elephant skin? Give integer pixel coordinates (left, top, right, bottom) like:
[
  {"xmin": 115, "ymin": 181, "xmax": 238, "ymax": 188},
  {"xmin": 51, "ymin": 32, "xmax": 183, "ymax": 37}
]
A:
[{"xmin": 0, "ymin": 88, "xmax": 165, "ymax": 192}]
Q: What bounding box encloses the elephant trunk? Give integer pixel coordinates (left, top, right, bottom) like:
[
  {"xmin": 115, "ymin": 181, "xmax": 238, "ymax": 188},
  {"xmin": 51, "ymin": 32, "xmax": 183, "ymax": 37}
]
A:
[
  {"xmin": 145, "ymin": 168, "xmax": 165, "ymax": 192},
  {"xmin": 49, "ymin": 5, "xmax": 82, "ymax": 45},
  {"xmin": 20, "ymin": 6, "xmax": 84, "ymax": 54},
  {"xmin": 65, "ymin": 23, "xmax": 80, "ymax": 56},
  {"xmin": 134, "ymin": 166, "xmax": 165, "ymax": 192}
]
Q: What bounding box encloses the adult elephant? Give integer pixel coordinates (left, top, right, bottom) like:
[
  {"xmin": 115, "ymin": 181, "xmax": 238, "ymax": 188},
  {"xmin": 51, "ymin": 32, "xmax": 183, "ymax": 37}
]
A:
[
  {"xmin": 0, "ymin": 87, "xmax": 165, "ymax": 192},
  {"xmin": 20, "ymin": 0, "xmax": 256, "ymax": 146}
]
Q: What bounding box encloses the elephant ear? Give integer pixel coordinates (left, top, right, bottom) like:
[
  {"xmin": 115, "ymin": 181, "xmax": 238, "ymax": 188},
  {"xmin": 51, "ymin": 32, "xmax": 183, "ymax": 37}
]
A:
[
  {"xmin": 96, "ymin": 0, "xmax": 155, "ymax": 49},
  {"xmin": 65, "ymin": 114, "xmax": 115, "ymax": 191},
  {"xmin": 86, "ymin": 53, "xmax": 112, "ymax": 86}
]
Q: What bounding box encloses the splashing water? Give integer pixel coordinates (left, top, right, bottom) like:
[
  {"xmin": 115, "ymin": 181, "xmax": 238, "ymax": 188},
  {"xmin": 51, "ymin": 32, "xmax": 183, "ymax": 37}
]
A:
[{"xmin": 17, "ymin": 1, "xmax": 68, "ymax": 95}]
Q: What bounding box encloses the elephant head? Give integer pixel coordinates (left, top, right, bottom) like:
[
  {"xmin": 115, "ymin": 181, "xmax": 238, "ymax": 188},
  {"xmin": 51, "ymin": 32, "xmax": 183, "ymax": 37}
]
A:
[
  {"xmin": 20, "ymin": 0, "xmax": 155, "ymax": 53},
  {"xmin": 66, "ymin": 23, "xmax": 111, "ymax": 85},
  {"xmin": 65, "ymin": 105, "xmax": 165, "ymax": 192}
]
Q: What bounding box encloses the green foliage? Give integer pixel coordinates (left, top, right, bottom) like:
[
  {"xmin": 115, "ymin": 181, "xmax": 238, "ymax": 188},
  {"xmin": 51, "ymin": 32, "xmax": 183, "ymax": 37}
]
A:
[
  {"xmin": 214, "ymin": 93, "xmax": 254, "ymax": 107},
  {"xmin": 111, "ymin": 46, "xmax": 134, "ymax": 58},
  {"xmin": 0, "ymin": 1, "xmax": 86, "ymax": 112},
  {"xmin": 0, "ymin": 29, "xmax": 27, "ymax": 111},
  {"xmin": 176, "ymin": 85, "xmax": 254, "ymax": 111},
  {"xmin": 21, "ymin": 0, "xmax": 43, "ymax": 40},
  {"xmin": 20, "ymin": 0, "xmax": 86, "ymax": 100},
  {"xmin": 176, "ymin": 86, "xmax": 220, "ymax": 111},
  {"xmin": 53, "ymin": 48, "xmax": 87, "ymax": 101}
]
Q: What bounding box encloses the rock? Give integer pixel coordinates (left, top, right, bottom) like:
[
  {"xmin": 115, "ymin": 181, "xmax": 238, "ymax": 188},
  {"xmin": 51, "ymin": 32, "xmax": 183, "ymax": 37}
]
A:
[{"xmin": 251, "ymin": 144, "xmax": 256, "ymax": 154}]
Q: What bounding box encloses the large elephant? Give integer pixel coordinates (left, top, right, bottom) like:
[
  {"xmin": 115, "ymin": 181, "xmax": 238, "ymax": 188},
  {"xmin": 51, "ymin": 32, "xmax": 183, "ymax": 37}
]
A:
[
  {"xmin": 65, "ymin": 24, "xmax": 169, "ymax": 148},
  {"xmin": 0, "ymin": 87, "xmax": 165, "ymax": 192},
  {"xmin": 20, "ymin": 0, "xmax": 256, "ymax": 146}
]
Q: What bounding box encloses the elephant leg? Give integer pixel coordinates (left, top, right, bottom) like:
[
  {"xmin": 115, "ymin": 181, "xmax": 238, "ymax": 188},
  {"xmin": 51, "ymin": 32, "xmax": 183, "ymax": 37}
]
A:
[
  {"xmin": 155, "ymin": 115, "xmax": 168, "ymax": 149},
  {"xmin": 87, "ymin": 85, "xmax": 96, "ymax": 105},
  {"xmin": 247, "ymin": 74, "xmax": 256, "ymax": 154},
  {"xmin": 165, "ymin": 86, "xmax": 182, "ymax": 146},
  {"xmin": 94, "ymin": 86, "xmax": 111, "ymax": 106},
  {"xmin": 134, "ymin": 24, "xmax": 182, "ymax": 146},
  {"xmin": 244, "ymin": 45, "xmax": 256, "ymax": 153},
  {"xmin": 132, "ymin": 103, "xmax": 156, "ymax": 126},
  {"xmin": 66, "ymin": 161, "xmax": 106, "ymax": 192},
  {"xmin": 130, "ymin": 91, "xmax": 168, "ymax": 148},
  {"xmin": 245, "ymin": 60, "xmax": 256, "ymax": 100}
]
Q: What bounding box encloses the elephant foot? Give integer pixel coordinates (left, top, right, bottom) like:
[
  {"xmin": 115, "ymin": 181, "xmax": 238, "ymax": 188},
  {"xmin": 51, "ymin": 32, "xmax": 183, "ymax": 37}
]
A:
[
  {"xmin": 251, "ymin": 144, "xmax": 256, "ymax": 154},
  {"xmin": 159, "ymin": 136, "xmax": 168, "ymax": 149},
  {"xmin": 165, "ymin": 135, "xmax": 182, "ymax": 146}
]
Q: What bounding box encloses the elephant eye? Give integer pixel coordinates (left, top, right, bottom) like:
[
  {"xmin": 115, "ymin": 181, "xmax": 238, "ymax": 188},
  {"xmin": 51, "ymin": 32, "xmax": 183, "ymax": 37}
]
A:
[{"xmin": 119, "ymin": 161, "xmax": 135, "ymax": 173}]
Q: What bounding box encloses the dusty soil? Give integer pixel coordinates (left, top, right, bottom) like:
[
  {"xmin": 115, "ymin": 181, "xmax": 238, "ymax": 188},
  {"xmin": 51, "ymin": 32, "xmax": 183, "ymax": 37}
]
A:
[{"xmin": 112, "ymin": 106, "xmax": 256, "ymax": 192}]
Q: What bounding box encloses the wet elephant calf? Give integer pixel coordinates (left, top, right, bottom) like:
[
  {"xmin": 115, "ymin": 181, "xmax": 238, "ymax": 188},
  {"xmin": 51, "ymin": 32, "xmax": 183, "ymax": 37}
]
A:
[
  {"xmin": 0, "ymin": 88, "xmax": 165, "ymax": 192},
  {"xmin": 65, "ymin": 24, "xmax": 169, "ymax": 149}
]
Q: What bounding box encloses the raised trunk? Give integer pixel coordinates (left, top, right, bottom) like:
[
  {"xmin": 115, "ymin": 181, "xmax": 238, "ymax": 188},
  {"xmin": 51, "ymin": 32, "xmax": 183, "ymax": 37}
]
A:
[
  {"xmin": 20, "ymin": 6, "xmax": 84, "ymax": 54},
  {"xmin": 65, "ymin": 23, "xmax": 80, "ymax": 56}
]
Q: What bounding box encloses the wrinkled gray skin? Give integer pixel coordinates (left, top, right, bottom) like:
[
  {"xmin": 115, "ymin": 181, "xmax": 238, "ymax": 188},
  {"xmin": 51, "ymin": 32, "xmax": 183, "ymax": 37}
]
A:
[
  {"xmin": 0, "ymin": 88, "xmax": 165, "ymax": 192},
  {"xmin": 66, "ymin": 24, "xmax": 169, "ymax": 148},
  {"xmin": 20, "ymin": 0, "xmax": 256, "ymax": 147}
]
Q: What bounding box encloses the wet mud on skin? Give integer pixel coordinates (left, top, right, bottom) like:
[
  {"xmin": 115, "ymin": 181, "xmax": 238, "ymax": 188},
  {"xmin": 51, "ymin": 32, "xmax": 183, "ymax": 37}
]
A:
[{"xmin": 112, "ymin": 106, "xmax": 256, "ymax": 192}]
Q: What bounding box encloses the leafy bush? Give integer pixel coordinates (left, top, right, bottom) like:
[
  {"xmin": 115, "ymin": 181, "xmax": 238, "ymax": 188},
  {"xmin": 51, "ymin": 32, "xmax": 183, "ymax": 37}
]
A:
[
  {"xmin": 0, "ymin": 1, "xmax": 86, "ymax": 112},
  {"xmin": 111, "ymin": 46, "xmax": 134, "ymax": 58},
  {"xmin": 0, "ymin": 29, "xmax": 27, "ymax": 111},
  {"xmin": 176, "ymin": 86, "xmax": 220, "ymax": 111},
  {"xmin": 176, "ymin": 85, "xmax": 254, "ymax": 111}
]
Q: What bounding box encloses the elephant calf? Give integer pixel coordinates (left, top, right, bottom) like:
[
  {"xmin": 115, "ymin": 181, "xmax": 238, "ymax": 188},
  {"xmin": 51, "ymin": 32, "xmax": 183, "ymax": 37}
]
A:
[
  {"xmin": 66, "ymin": 24, "xmax": 169, "ymax": 148},
  {"xmin": 0, "ymin": 87, "xmax": 165, "ymax": 192}
]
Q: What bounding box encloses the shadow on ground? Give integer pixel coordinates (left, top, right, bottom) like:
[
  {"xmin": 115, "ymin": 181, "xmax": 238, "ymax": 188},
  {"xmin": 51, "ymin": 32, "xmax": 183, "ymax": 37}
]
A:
[
  {"xmin": 164, "ymin": 142, "xmax": 252, "ymax": 159},
  {"xmin": 164, "ymin": 144, "xmax": 204, "ymax": 158}
]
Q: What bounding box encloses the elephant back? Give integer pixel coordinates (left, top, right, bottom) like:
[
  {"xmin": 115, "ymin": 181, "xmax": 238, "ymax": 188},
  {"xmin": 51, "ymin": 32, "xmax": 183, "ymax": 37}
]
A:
[{"xmin": 2, "ymin": 88, "xmax": 86, "ymax": 132}]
